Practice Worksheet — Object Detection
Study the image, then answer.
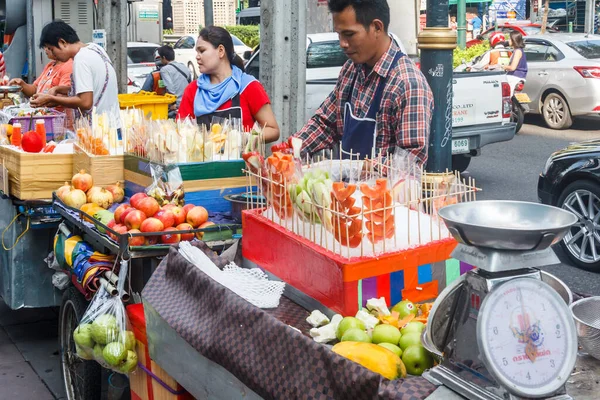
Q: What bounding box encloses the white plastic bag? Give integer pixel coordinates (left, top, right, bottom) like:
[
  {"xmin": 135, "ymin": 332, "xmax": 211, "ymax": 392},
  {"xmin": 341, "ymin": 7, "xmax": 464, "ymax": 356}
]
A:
[{"xmin": 72, "ymin": 260, "xmax": 138, "ymax": 375}]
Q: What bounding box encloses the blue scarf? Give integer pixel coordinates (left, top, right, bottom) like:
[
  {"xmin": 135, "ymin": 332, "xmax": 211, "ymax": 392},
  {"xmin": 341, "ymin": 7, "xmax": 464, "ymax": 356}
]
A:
[{"xmin": 194, "ymin": 66, "xmax": 256, "ymax": 117}]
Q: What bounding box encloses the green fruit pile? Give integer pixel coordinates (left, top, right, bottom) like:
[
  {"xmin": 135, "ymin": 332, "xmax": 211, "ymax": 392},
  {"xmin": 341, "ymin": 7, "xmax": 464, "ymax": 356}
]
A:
[{"xmin": 72, "ymin": 314, "xmax": 138, "ymax": 374}]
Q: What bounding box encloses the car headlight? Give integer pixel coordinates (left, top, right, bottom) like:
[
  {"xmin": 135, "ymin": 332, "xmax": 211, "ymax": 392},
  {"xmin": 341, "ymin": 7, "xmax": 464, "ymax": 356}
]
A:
[{"xmin": 542, "ymin": 156, "xmax": 553, "ymax": 176}]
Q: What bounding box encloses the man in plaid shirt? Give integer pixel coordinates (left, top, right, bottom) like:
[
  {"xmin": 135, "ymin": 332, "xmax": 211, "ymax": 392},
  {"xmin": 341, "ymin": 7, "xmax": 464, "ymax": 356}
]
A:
[{"xmin": 295, "ymin": 0, "xmax": 434, "ymax": 166}]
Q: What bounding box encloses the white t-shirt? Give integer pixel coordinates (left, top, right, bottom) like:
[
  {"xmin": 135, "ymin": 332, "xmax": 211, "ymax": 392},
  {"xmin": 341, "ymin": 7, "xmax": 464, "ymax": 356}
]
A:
[{"xmin": 73, "ymin": 43, "xmax": 121, "ymax": 127}]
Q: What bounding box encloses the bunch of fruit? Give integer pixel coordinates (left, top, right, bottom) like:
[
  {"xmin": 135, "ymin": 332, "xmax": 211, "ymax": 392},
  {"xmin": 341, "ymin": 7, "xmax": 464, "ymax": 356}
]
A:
[
  {"xmin": 307, "ymin": 298, "xmax": 434, "ymax": 379},
  {"xmin": 73, "ymin": 314, "xmax": 138, "ymax": 374},
  {"xmin": 108, "ymin": 193, "xmax": 212, "ymax": 246},
  {"xmin": 56, "ymin": 170, "xmax": 124, "ymax": 210}
]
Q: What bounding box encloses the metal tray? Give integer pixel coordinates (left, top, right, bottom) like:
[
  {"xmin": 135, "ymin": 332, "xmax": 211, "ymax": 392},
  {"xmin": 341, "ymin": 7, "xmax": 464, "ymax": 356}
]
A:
[
  {"xmin": 0, "ymin": 85, "xmax": 22, "ymax": 93},
  {"xmin": 438, "ymin": 200, "xmax": 577, "ymax": 251}
]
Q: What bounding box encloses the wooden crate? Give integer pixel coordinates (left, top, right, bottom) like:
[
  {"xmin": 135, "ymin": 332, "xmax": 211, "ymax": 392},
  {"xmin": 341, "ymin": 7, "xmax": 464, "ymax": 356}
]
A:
[
  {"xmin": 124, "ymin": 155, "xmax": 248, "ymax": 213},
  {"xmin": 0, "ymin": 145, "xmax": 73, "ymax": 200},
  {"xmin": 73, "ymin": 143, "xmax": 124, "ymax": 187}
]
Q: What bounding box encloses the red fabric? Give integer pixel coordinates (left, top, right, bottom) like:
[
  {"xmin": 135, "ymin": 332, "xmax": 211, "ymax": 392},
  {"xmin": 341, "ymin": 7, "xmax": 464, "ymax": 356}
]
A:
[
  {"xmin": 177, "ymin": 80, "xmax": 270, "ymax": 130},
  {"xmin": 126, "ymin": 303, "xmax": 148, "ymax": 344}
]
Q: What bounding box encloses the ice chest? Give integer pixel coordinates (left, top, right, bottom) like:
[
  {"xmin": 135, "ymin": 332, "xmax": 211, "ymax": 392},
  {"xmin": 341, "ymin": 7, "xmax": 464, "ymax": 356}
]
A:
[
  {"xmin": 242, "ymin": 209, "xmax": 474, "ymax": 316},
  {"xmin": 127, "ymin": 304, "xmax": 193, "ymax": 400},
  {"xmin": 0, "ymin": 145, "xmax": 73, "ymax": 200},
  {"xmin": 123, "ymin": 154, "xmax": 247, "ymax": 213}
]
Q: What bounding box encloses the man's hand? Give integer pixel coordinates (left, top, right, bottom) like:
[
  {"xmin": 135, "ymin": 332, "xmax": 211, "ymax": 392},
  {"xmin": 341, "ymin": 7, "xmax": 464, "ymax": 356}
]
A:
[
  {"xmin": 8, "ymin": 78, "xmax": 24, "ymax": 87},
  {"xmin": 31, "ymin": 93, "xmax": 57, "ymax": 108}
]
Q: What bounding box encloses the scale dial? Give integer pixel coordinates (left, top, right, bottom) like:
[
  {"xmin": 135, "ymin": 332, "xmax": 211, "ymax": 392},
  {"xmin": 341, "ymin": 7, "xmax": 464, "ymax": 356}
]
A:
[{"xmin": 477, "ymin": 277, "xmax": 577, "ymax": 398}]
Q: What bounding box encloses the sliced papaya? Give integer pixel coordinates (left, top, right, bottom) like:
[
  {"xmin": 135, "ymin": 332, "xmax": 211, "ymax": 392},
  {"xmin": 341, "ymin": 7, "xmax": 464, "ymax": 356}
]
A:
[
  {"xmin": 341, "ymin": 194, "xmax": 357, "ymax": 210},
  {"xmin": 332, "ymin": 182, "xmax": 356, "ymax": 203},
  {"xmin": 360, "ymin": 183, "xmax": 383, "ymax": 200}
]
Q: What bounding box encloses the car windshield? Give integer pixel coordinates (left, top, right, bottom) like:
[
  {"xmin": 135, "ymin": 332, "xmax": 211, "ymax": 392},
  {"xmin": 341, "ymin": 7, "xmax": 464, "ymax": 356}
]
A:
[
  {"xmin": 127, "ymin": 46, "xmax": 157, "ymax": 64},
  {"xmin": 567, "ymin": 40, "xmax": 600, "ymax": 59},
  {"xmin": 231, "ymin": 35, "xmax": 245, "ymax": 46}
]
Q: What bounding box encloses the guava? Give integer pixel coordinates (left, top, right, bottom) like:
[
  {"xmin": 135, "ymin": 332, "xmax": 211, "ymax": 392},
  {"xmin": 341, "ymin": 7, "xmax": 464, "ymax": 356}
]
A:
[
  {"xmin": 336, "ymin": 317, "xmax": 365, "ymax": 341},
  {"xmin": 91, "ymin": 314, "xmax": 119, "ymax": 345},
  {"xmin": 119, "ymin": 350, "xmax": 138, "ymax": 374},
  {"xmin": 76, "ymin": 344, "xmax": 95, "ymax": 360},
  {"xmin": 341, "ymin": 328, "xmax": 371, "ymax": 343},
  {"xmin": 378, "ymin": 343, "xmax": 403, "ymax": 357},
  {"xmin": 402, "ymin": 344, "xmax": 433, "ymax": 376},
  {"xmin": 371, "ymin": 324, "xmax": 401, "ymax": 345},
  {"xmin": 73, "ymin": 323, "xmax": 95, "ymax": 349},
  {"xmin": 400, "ymin": 321, "xmax": 425, "ymax": 336},
  {"xmin": 391, "ymin": 300, "xmax": 418, "ymax": 319},
  {"xmin": 102, "ymin": 342, "xmax": 127, "ymax": 366},
  {"xmin": 398, "ymin": 332, "xmax": 422, "ymax": 351},
  {"xmin": 119, "ymin": 330, "xmax": 137, "ymax": 352},
  {"xmin": 93, "ymin": 343, "xmax": 105, "ymax": 360}
]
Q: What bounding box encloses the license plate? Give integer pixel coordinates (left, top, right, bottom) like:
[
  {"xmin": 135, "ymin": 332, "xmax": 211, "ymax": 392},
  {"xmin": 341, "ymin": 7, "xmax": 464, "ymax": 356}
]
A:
[
  {"xmin": 515, "ymin": 93, "xmax": 531, "ymax": 103},
  {"xmin": 452, "ymin": 139, "xmax": 470, "ymax": 155}
]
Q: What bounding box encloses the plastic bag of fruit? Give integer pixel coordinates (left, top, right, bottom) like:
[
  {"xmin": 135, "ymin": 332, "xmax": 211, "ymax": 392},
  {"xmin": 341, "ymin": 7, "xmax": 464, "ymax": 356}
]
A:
[
  {"xmin": 146, "ymin": 163, "xmax": 184, "ymax": 207},
  {"xmin": 72, "ymin": 260, "xmax": 138, "ymax": 375}
]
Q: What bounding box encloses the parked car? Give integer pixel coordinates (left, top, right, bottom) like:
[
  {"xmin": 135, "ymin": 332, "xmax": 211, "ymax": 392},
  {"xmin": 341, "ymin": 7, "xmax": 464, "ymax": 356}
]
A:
[
  {"xmin": 174, "ymin": 34, "xmax": 252, "ymax": 79},
  {"xmin": 538, "ymin": 139, "xmax": 600, "ymax": 271},
  {"xmin": 466, "ymin": 23, "xmax": 556, "ymax": 48},
  {"xmin": 245, "ymin": 32, "xmax": 516, "ymax": 172},
  {"xmin": 127, "ymin": 42, "xmax": 160, "ymax": 94},
  {"xmin": 522, "ymin": 34, "xmax": 600, "ymax": 130}
]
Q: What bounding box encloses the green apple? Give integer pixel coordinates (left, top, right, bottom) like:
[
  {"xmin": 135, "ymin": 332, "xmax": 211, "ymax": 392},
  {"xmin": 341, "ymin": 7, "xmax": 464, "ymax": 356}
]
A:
[
  {"xmin": 391, "ymin": 300, "xmax": 418, "ymax": 319},
  {"xmin": 402, "ymin": 344, "xmax": 434, "ymax": 376},
  {"xmin": 378, "ymin": 343, "xmax": 402, "ymax": 357},
  {"xmin": 398, "ymin": 331, "xmax": 421, "ymax": 351},
  {"xmin": 400, "ymin": 321, "xmax": 425, "ymax": 336},
  {"xmin": 336, "ymin": 317, "xmax": 365, "ymax": 341},
  {"xmin": 341, "ymin": 328, "xmax": 371, "ymax": 343},
  {"xmin": 371, "ymin": 324, "xmax": 401, "ymax": 345}
]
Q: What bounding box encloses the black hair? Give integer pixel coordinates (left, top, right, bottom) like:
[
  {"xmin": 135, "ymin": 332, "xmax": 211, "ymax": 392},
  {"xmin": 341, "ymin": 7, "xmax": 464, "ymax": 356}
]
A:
[
  {"xmin": 199, "ymin": 26, "xmax": 245, "ymax": 71},
  {"xmin": 509, "ymin": 31, "xmax": 525, "ymax": 49},
  {"xmin": 327, "ymin": 0, "xmax": 390, "ymax": 32},
  {"xmin": 157, "ymin": 45, "xmax": 175, "ymax": 61},
  {"xmin": 39, "ymin": 20, "xmax": 80, "ymax": 48}
]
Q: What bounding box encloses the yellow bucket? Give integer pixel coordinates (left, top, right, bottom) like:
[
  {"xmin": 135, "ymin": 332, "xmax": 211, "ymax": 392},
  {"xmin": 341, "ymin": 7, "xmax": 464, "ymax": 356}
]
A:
[{"xmin": 118, "ymin": 91, "xmax": 177, "ymax": 120}]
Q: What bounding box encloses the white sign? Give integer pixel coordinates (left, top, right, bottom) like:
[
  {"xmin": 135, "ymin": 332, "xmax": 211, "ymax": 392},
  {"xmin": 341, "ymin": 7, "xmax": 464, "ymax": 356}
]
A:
[{"xmin": 92, "ymin": 29, "xmax": 106, "ymax": 50}]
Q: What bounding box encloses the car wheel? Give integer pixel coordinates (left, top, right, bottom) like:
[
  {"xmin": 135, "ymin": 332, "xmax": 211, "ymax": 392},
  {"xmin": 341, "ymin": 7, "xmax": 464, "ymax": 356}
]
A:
[
  {"xmin": 557, "ymin": 180, "xmax": 600, "ymax": 272},
  {"xmin": 452, "ymin": 154, "xmax": 471, "ymax": 173},
  {"xmin": 187, "ymin": 62, "xmax": 198, "ymax": 80},
  {"xmin": 511, "ymin": 101, "xmax": 524, "ymax": 134},
  {"xmin": 542, "ymin": 92, "xmax": 573, "ymax": 130}
]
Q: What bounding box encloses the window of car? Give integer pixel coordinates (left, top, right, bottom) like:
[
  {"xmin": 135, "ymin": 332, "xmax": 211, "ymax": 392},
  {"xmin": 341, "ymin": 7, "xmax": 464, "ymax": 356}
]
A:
[
  {"xmin": 174, "ymin": 36, "xmax": 195, "ymax": 50},
  {"xmin": 127, "ymin": 46, "xmax": 158, "ymax": 64},
  {"xmin": 306, "ymin": 41, "xmax": 348, "ymax": 69},
  {"xmin": 524, "ymin": 42, "xmax": 564, "ymax": 62},
  {"xmin": 567, "ymin": 40, "xmax": 600, "ymax": 59},
  {"xmin": 231, "ymin": 35, "xmax": 245, "ymax": 46},
  {"xmin": 246, "ymin": 51, "xmax": 260, "ymax": 80}
]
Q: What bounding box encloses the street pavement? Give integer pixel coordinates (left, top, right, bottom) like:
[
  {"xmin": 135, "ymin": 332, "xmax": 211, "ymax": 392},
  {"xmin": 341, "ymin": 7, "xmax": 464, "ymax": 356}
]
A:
[
  {"xmin": 464, "ymin": 114, "xmax": 600, "ymax": 296},
  {"xmin": 1, "ymin": 115, "xmax": 599, "ymax": 400}
]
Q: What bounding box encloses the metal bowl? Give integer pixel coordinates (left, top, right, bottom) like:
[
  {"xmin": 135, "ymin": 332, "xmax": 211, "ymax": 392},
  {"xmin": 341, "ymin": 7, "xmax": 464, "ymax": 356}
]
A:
[
  {"xmin": 570, "ymin": 297, "xmax": 600, "ymax": 360},
  {"xmin": 541, "ymin": 271, "xmax": 573, "ymax": 306},
  {"xmin": 438, "ymin": 201, "xmax": 578, "ymax": 251},
  {"xmin": 223, "ymin": 192, "xmax": 266, "ymax": 223}
]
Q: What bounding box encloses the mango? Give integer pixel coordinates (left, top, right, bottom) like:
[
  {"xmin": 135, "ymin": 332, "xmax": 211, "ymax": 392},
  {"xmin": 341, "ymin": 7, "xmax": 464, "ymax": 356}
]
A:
[{"xmin": 332, "ymin": 341, "xmax": 407, "ymax": 380}]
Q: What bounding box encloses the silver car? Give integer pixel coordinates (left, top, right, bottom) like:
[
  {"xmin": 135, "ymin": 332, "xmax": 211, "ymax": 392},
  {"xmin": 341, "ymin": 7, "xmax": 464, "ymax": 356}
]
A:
[{"xmin": 523, "ymin": 34, "xmax": 600, "ymax": 129}]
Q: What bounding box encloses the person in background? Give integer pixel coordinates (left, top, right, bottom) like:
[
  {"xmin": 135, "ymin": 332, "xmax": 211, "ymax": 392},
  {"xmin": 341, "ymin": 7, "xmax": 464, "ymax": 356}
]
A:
[
  {"xmin": 177, "ymin": 26, "xmax": 280, "ymax": 143},
  {"xmin": 450, "ymin": 16, "xmax": 458, "ymax": 31},
  {"xmin": 294, "ymin": 0, "xmax": 434, "ymax": 166},
  {"xmin": 502, "ymin": 31, "xmax": 528, "ymax": 95},
  {"xmin": 471, "ymin": 14, "xmax": 482, "ymax": 39},
  {"xmin": 10, "ymin": 47, "xmax": 72, "ymax": 100},
  {"xmin": 30, "ymin": 21, "xmax": 121, "ymax": 129},
  {"xmin": 142, "ymin": 45, "xmax": 191, "ymax": 118},
  {"xmin": 468, "ymin": 32, "xmax": 511, "ymax": 71}
]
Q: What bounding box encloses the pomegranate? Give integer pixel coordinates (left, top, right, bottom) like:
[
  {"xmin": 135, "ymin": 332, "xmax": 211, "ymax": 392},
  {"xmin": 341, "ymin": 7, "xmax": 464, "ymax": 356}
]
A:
[
  {"xmin": 86, "ymin": 186, "xmax": 102, "ymax": 203},
  {"xmin": 63, "ymin": 189, "xmax": 87, "ymax": 209},
  {"xmin": 56, "ymin": 182, "xmax": 72, "ymax": 201},
  {"xmin": 21, "ymin": 131, "xmax": 44, "ymax": 153},
  {"xmin": 72, "ymin": 170, "xmax": 93, "ymax": 192},
  {"xmin": 87, "ymin": 187, "xmax": 114, "ymax": 209},
  {"xmin": 105, "ymin": 182, "xmax": 125, "ymax": 203}
]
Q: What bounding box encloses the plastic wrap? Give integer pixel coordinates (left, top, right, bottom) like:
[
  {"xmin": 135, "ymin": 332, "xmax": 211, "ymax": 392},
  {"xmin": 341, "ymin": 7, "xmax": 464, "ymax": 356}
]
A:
[
  {"xmin": 73, "ymin": 260, "xmax": 138, "ymax": 375},
  {"xmin": 145, "ymin": 163, "xmax": 185, "ymax": 206}
]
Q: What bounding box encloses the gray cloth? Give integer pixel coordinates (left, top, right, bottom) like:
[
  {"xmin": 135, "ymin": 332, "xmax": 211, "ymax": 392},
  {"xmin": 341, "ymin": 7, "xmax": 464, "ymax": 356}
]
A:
[{"xmin": 160, "ymin": 61, "xmax": 192, "ymax": 108}]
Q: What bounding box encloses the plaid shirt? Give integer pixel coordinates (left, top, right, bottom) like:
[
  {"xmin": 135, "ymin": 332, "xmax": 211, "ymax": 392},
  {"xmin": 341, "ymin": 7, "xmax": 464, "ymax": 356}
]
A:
[{"xmin": 295, "ymin": 40, "xmax": 434, "ymax": 166}]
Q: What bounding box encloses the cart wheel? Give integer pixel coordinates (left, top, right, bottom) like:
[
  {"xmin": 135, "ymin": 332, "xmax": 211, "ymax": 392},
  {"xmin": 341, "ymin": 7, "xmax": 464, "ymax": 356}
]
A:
[{"xmin": 59, "ymin": 287, "xmax": 101, "ymax": 400}]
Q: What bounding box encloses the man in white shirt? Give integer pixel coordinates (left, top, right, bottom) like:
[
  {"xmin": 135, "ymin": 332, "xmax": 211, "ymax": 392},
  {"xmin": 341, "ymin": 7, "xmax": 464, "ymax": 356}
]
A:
[{"xmin": 31, "ymin": 21, "xmax": 121, "ymax": 127}]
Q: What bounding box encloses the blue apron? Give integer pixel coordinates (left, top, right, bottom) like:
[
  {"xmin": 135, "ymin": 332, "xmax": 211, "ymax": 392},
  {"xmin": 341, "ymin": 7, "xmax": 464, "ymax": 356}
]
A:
[{"xmin": 342, "ymin": 51, "xmax": 404, "ymax": 160}]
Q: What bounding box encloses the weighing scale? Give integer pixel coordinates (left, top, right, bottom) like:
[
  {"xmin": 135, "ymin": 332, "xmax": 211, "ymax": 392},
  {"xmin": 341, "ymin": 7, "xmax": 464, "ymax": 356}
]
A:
[
  {"xmin": 424, "ymin": 201, "xmax": 579, "ymax": 400},
  {"xmin": 0, "ymin": 85, "xmax": 21, "ymax": 109}
]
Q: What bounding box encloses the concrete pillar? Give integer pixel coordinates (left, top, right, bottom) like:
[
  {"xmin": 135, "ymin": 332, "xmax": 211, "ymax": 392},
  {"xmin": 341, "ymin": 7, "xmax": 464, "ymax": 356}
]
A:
[
  {"xmin": 585, "ymin": 0, "xmax": 595, "ymax": 34},
  {"xmin": 388, "ymin": 0, "xmax": 419, "ymax": 56},
  {"xmin": 96, "ymin": 0, "xmax": 128, "ymax": 94},
  {"xmin": 260, "ymin": 0, "xmax": 307, "ymax": 141},
  {"xmin": 418, "ymin": 0, "xmax": 456, "ymax": 173}
]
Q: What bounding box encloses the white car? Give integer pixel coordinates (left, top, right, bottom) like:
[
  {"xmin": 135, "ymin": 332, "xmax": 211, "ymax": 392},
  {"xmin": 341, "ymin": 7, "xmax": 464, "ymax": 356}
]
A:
[
  {"xmin": 244, "ymin": 32, "xmax": 407, "ymax": 120},
  {"xmin": 174, "ymin": 34, "xmax": 252, "ymax": 79},
  {"xmin": 127, "ymin": 42, "xmax": 160, "ymax": 94}
]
